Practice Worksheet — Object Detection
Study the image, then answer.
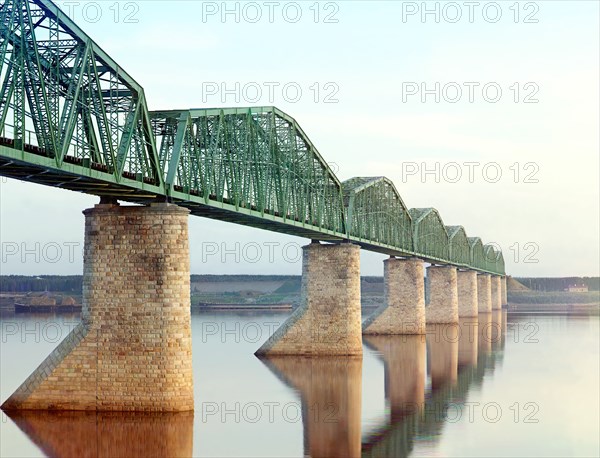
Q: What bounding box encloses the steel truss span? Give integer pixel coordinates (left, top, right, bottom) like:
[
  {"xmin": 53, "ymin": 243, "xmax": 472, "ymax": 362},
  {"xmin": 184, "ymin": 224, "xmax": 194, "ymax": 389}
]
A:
[{"xmin": 0, "ymin": 0, "xmax": 505, "ymax": 275}]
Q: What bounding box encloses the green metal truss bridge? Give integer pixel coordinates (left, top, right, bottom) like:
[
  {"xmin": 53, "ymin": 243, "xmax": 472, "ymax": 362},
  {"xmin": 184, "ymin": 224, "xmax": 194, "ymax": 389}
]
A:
[{"xmin": 0, "ymin": 0, "xmax": 505, "ymax": 275}]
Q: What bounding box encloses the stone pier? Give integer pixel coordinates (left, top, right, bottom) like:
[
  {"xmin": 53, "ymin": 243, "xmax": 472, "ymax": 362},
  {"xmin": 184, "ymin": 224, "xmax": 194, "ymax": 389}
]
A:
[
  {"xmin": 501, "ymin": 276, "xmax": 508, "ymax": 306},
  {"xmin": 255, "ymin": 242, "xmax": 362, "ymax": 356},
  {"xmin": 2, "ymin": 202, "xmax": 194, "ymax": 411},
  {"xmin": 425, "ymin": 266, "xmax": 458, "ymax": 324},
  {"xmin": 491, "ymin": 275, "xmax": 502, "ymax": 310},
  {"xmin": 363, "ymin": 257, "xmax": 425, "ymax": 335},
  {"xmin": 456, "ymin": 270, "xmax": 478, "ymax": 317},
  {"xmin": 477, "ymin": 274, "xmax": 492, "ymax": 314}
]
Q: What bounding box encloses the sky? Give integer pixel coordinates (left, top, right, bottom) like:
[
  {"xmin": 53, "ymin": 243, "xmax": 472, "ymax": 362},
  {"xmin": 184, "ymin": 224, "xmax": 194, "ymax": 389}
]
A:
[{"xmin": 0, "ymin": 0, "xmax": 598, "ymax": 277}]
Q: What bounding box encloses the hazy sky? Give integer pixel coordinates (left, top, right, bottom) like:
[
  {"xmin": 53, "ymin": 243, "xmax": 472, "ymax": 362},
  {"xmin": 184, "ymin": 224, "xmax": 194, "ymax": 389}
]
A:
[{"xmin": 0, "ymin": 1, "xmax": 598, "ymax": 277}]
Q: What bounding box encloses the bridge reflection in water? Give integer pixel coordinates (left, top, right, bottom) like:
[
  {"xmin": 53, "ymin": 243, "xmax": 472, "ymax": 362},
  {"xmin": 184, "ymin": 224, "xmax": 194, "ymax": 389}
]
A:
[
  {"xmin": 3, "ymin": 410, "xmax": 194, "ymax": 458},
  {"xmin": 6, "ymin": 311, "xmax": 506, "ymax": 458},
  {"xmin": 259, "ymin": 356, "xmax": 363, "ymax": 458},
  {"xmin": 362, "ymin": 312, "xmax": 505, "ymax": 458}
]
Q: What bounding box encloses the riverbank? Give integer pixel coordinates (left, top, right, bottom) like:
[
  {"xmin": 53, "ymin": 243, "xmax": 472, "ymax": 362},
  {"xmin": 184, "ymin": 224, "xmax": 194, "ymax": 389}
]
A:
[
  {"xmin": 193, "ymin": 303, "xmax": 292, "ymax": 311},
  {"xmin": 507, "ymin": 303, "xmax": 599, "ymax": 316}
]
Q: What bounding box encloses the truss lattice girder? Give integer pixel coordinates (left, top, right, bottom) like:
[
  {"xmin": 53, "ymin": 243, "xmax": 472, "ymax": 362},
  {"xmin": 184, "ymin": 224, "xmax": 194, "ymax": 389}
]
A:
[
  {"xmin": 150, "ymin": 107, "xmax": 346, "ymax": 236},
  {"xmin": 409, "ymin": 208, "xmax": 450, "ymax": 262},
  {"xmin": 0, "ymin": 0, "xmax": 162, "ymax": 184},
  {"xmin": 342, "ymin": 176, "xmax": 413, "ymax": 253},
  {"xmin": 468, "ymin": 237, "xmax": 487, "ymax": 271},
  {"xmin": 446, "ymin": 225, "xmax": 471, "ymax": 267},
  {"xmin": 0, "ymin": 0, "xmax": 506, "ymax": 275}
]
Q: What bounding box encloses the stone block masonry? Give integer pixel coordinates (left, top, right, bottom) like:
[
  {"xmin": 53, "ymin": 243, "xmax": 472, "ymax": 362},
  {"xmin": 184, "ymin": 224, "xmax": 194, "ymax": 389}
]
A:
[
  {"xmin": 1, "ymin": 202, "xmax": 194, "ymax": 412},
  {"xmin": 363, "ymin": 257, "xmax": 425, "ymax": 335},
  {"xmin": 255, "ymin": 242, "xmax": 362, "ymax": 356},
  {"xmin": 491, "ymin": 275, "xmax": 502, "ymax": 310},
  {"xmin": 426, "ymin": 265, "xmax": 458, "ymax": 324},
  {"xmin": 477, "ymin": 274, "xmax": 492, "ymax": 314},
  {"xmin": 457, "ymin": 270, "xmax": 478, "ymax": 317}
]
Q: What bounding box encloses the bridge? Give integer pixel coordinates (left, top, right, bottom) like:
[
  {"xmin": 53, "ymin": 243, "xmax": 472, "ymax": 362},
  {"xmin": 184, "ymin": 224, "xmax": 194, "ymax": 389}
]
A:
[{"xmin": 1, "ymin": 0, "xmax": 508, "ymax": 412}]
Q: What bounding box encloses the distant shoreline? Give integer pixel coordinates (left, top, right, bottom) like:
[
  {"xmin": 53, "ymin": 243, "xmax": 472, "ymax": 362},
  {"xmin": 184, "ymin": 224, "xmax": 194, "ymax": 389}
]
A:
[
  {"xmin": 14, "ymin": 303, "xmax": 82, "ymax": 313},
  {"xmin": 193, "ymin": 303, "xmax": 293, "ymax": 311},
  {"xmin": 507, "ymin": 303, "xmax": 599, "ymax": 316}
]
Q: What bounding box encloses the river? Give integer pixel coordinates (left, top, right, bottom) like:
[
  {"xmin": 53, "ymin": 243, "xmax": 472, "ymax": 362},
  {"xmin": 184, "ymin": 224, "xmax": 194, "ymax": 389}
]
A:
[{"xmin": 0, "ymin": 310, "xmax": 598, "ymax": 457}]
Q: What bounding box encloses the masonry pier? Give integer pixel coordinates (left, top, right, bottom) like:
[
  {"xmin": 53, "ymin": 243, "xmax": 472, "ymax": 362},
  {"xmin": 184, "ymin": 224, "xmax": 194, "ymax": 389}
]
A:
[
  {"xmin": 491, "ymin": 275, "xmax": 502, "ymax": 310},
  {"xmin": 425, "ymin": 265, "xmax": 458, "ymax": 324},
  {"xmin": 477, "ymin": 274, "xmax": 492, "ymax": 314},
  {"xmin": 363, "ymin": 257, "xmax": 425, "ymax": 335},
  {"xmin": 457, "ymin": 270, "xmax": 478, "ymax": 318},
  {"xmin": 255, "ymin": 242, "xmax": 362, "ymax": 356},
  {"xmin": 2, "ymin": 203, "xmax": 194, "ymax": 411}
]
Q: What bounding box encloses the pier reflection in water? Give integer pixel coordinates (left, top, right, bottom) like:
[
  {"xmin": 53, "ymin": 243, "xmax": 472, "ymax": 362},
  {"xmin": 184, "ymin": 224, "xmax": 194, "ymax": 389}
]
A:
[
  {"xmin": 362, "ymin": 313, "xmax": 505, "ymax": 457},
  {"xmin": 2, "ymin": 311, "xmax": 520, "ymax": 457},
  {"xmin": 254, "ymin": 313, "xmax": 505, "ymax": 458},
  {"xmin": 4, "ymin": 410, "xmax": 194, "ymax": 458},
  {"xmin": 258, "ymin": 356, "xmax": 363, "ymax": 458},
  {"xmin": 362, "ymin": 335, "xmax": 426, "ymax": 458}
]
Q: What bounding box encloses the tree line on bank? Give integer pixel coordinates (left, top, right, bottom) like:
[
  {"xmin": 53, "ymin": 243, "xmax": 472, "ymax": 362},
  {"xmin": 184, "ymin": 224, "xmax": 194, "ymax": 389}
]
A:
[
  {"xmin": 1, "ymin": 275, "xmax": 598, "ymax": 293},
  {"xmin": 515, "ymin": 277, "xmax": 599, "ymax": 291}
]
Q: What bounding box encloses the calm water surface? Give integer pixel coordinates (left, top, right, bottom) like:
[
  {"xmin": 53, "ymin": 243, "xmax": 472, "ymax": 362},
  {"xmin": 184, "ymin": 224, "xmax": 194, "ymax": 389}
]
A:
[{"xmin": 0, "ymin": 310, "xmax": 598, "ymax": 457}]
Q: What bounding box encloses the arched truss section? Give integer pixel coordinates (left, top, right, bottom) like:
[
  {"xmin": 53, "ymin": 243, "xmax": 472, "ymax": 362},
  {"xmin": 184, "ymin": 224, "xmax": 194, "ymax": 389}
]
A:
[
  {"xmin": 0, "ymin": 0, "xmax": 162, "ymax": 187},
  {"xmin": 342, "ymin": 176, "xmax": 413, "ymax": 252},
  {"xmin": 150, "ymin": 107, "xmax": 345, "ymax": 235},
  {"xmin": 446, "ymin": 225, "xmax": 470, "ymax": 266},
  {"xmin": 468, "ymin": 237, "xmax": 486, "ymax": 271},
  {"xmin": 484, "ymin": 244, "xmax": 504, "ymax": 274},
  {"xmin": 496, "ymin": 250, "xmax": 505, "ymax": 274},
  {"xmin": 409, "ymin": 208, "xmax": 449, "ymax": 262},
  {"xmin": 0, "ymin": 0, "xmax": 506, "ymax": 275}
]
